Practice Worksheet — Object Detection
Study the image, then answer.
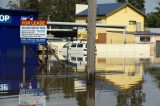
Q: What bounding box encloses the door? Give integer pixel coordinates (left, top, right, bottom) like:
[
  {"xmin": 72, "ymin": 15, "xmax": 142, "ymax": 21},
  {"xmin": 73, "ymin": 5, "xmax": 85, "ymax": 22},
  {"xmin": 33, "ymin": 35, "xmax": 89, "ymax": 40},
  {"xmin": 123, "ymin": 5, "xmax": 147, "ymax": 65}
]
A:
[
  {"xmin": 136, "ymin": 22, "xmax": 141, "ymax": 32},
  {"xmin": 97, "ymin": 33, "xmax": 106, "ymax": 44}
]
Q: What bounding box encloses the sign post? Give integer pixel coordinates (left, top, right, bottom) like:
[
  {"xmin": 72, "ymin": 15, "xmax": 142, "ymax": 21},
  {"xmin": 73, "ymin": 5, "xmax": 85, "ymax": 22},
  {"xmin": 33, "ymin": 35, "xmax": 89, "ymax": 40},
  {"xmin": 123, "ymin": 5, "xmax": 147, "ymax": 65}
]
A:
[
  {"xmin": 20, "ymin": 20, "xmax": 47, "ymax": 84},
  {"xmin": 22, "ymin": 45, "xmax": 26, "ymax": 84}
]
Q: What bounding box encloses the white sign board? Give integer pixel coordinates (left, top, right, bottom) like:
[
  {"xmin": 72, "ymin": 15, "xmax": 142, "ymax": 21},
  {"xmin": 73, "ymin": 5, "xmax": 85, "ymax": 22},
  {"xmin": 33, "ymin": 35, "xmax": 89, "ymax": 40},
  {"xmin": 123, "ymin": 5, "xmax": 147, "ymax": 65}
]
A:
[
  {"xmin": 19, "ymin": 88, "xmax": 46, "ymax": 106},
  {"xmin": 20, "ymin": 20, "xmax": 47, "ymax": 44}
]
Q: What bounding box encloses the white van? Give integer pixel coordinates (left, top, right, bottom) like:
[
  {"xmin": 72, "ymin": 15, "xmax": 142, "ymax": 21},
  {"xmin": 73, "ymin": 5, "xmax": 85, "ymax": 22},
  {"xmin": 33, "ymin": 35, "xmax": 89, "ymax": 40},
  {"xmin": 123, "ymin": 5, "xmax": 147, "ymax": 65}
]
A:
[{"xmin": 59, "ymin": 41, "xmax": 96, "ymax": 55}]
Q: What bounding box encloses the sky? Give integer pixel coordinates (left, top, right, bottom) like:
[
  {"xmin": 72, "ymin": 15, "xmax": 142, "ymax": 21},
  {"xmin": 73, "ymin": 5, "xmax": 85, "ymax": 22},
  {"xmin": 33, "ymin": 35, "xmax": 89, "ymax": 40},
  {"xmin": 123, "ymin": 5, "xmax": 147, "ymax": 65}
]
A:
[{"xmin": 0, "ymin": 0, "xmax": 160, "ymax": 13}]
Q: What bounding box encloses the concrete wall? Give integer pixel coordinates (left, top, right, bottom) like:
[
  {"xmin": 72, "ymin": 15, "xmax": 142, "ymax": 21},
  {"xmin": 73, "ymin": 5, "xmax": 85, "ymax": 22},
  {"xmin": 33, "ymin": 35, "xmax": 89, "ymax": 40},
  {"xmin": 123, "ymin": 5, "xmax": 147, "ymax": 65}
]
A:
[{"xmin": 96, "ymin": 44, "xmax": 150, "ymax": 58}]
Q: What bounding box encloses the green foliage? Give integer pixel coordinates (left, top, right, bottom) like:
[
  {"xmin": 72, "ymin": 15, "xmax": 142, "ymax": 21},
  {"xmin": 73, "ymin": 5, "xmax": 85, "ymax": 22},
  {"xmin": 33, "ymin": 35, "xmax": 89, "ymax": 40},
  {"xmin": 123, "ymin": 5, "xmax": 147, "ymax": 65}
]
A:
[
  {"xmin": 145, "ymin": 3, "xmax": 160, "ymax": 28},
  {"xmin": 7, "ymin": 0, "xmax": 87, "ymax": 22},
  {"xmin": 145, "ymin": 13, "xmax": 160, "ymax": 27},
  {"xmin": 7, "ymin": 1, "xmax": 19, "ymax": 9}
]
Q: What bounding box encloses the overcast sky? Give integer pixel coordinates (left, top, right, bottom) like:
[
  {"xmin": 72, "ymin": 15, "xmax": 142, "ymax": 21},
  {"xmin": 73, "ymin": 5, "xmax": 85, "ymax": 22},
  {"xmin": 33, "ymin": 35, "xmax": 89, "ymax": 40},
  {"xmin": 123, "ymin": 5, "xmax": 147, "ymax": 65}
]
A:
[{"xmin": 0, "ymin": 0, "xmax": 160, "ymax": 13}]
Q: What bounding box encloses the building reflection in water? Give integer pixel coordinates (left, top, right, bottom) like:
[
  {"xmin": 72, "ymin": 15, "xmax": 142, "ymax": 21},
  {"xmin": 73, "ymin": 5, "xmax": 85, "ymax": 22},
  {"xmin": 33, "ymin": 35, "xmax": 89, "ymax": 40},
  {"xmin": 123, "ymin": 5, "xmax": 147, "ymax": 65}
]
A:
[
  {"xmin": 36, "ymin": 51, "xmax": 152, "ymax": 106},
  {"xmin": 6, "ymin": 47, "xmax": 157, "ymax": 106}
]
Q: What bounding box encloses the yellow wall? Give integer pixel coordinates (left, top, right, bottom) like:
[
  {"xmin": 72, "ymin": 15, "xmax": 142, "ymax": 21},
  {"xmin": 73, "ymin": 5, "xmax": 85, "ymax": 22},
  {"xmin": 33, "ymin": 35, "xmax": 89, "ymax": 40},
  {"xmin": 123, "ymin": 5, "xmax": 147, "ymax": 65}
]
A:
[
  {"xmin": 75, "ymin": 6, "xmax": 144, "ymax": 32},
  {"xmin": 75, "ymin": 16, "xmax": 106, "ymax": 33},
  {"xmin": 105, "ymin": 6, "xmax": 144, "ymax": 31},
  {"xmin": 75, "ymin": 5, "xmax": 144, "ymax": 42},
  {"xmin": 107, "ymin": 32, "xmax": 135, "ymax": 44},
  {"xmin": 155, "ymin": 36, "xmax": 160, "ymax": 41}
]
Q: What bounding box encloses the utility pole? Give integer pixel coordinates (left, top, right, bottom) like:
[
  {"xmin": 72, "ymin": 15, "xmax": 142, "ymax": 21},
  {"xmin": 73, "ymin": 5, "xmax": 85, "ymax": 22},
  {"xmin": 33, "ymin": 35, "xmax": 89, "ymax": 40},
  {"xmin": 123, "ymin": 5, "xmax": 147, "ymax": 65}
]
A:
[
  {"xmin": 87, "ymin": 0, "xmax": 96, "ymax": 85},
  {"xmin": 86, "ymin": 0, "xmax": 96, "ymax": 105}
]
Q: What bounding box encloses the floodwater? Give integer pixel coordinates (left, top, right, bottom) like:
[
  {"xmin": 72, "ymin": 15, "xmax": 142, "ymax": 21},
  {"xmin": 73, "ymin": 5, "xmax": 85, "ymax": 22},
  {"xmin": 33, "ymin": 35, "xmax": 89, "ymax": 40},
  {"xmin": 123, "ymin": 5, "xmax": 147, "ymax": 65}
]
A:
[{"xmin": 1, "ymin": 49, "xmax": 160, "ymax": 106}]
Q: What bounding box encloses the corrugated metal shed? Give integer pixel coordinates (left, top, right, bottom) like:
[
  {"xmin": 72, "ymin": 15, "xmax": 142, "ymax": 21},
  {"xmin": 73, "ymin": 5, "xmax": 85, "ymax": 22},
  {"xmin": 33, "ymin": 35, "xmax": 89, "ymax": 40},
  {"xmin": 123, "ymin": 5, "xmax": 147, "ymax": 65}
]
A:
[{"xmin": 0, "ymin": 9, "xmax": 39, "ymax": 82}]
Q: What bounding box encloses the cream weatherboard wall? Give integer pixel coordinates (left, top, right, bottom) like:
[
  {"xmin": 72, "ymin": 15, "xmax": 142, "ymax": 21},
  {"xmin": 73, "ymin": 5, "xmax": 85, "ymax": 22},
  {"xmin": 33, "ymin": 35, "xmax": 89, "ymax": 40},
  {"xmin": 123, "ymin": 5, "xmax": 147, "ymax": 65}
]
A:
[
  {"xmin": 75, "ymin": 4, "xmax": 145, "ymax": 43},
  {"xmin": 105, "ymin": 6, "xmax": 144, "ymax": 32},
  {"xmin": 76, "ymin": 16, "xmax": 107, "ymax": 40},
  {"xmin": 106, "ymin": 32, "xmax": 135, "ymax": 44}
]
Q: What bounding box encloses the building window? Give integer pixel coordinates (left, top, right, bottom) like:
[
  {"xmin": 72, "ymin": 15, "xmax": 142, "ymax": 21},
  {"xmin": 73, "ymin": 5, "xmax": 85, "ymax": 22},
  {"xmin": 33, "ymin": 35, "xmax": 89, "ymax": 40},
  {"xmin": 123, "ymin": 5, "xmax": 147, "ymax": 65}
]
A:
[
  {"xmin": 129, "ymin": 21, "xmax": 136, "ymax": 25},
  {"xmin": 140, "ymin": 36, "xmax": 150, "ymax": 42},
  {"xmin": 96, "ymin": 19, "xmax": 102, "ymax": 23}
]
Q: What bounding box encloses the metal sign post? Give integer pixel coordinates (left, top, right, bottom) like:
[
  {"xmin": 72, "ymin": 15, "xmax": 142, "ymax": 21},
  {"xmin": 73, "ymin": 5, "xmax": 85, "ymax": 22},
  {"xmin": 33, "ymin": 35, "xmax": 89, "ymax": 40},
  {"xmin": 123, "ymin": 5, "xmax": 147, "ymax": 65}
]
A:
[
  {"xmin": 22, "ymin": 45, "xmax": 26, "ymax": 85},
  {"xmin": 87, "ymin": 0, "xmax": 96, "ymax": 85}
]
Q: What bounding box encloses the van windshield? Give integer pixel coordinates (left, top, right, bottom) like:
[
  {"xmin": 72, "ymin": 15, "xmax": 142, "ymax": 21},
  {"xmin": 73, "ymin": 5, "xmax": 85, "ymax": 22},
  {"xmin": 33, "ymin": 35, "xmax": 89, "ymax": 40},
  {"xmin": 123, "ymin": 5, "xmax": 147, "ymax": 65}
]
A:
[
  {"xmin": 71, "ymin": 43, "xmax": 76, "ymax": 47},
  {"xmin": 77, "ymin": 43, "xmax": 83, "ymax": 48}
]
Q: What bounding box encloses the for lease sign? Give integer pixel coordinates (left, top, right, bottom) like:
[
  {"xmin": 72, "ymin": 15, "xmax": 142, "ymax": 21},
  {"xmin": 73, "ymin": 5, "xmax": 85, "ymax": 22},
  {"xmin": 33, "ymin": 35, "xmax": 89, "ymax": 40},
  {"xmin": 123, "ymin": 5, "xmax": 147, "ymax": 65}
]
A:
[{"xmin": 20, "ymin": 20, "xmax": 47, "ymax": 44}]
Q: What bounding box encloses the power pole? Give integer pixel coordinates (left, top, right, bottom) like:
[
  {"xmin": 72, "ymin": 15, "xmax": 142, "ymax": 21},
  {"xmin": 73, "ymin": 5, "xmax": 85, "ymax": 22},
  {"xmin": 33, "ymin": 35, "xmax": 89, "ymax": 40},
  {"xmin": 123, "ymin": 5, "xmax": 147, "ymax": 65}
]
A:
[{"xmin": 87, "ymin": 0, "xmax": 96, "ymax": 85}]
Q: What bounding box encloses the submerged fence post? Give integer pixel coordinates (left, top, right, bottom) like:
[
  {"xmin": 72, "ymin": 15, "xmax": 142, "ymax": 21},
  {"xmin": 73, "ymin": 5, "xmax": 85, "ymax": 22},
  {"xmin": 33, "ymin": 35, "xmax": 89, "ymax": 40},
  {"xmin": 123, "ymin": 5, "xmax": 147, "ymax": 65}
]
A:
[{"xmin": 87, "ymin": 0, "xmax": 96, "ymax": 85}]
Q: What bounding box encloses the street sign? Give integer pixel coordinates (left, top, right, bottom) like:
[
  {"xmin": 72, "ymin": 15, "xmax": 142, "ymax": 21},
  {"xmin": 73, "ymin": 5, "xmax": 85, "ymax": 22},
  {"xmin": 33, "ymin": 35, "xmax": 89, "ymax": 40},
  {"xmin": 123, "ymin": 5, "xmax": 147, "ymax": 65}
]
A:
[{"xmin": 20, "ymin": 20, "xmax": 47, "ymax": 44}]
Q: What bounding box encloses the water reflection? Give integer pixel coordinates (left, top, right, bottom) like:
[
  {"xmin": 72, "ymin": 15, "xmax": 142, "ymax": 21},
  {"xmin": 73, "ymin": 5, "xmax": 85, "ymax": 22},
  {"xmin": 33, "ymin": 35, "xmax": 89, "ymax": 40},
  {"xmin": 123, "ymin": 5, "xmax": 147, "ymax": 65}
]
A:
[
  {"xmin": 145, "ymin": 67, "xmax": 160, "ymax": 89},
  {"xmin": 2, "ymin": 50, "xmax": 160, "ymax": 106}
]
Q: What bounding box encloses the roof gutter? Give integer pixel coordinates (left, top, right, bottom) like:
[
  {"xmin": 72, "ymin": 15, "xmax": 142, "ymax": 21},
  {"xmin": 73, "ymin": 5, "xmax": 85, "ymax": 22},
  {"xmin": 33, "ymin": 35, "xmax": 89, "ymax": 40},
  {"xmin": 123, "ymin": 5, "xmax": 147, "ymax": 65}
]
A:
[{"xmin": 47, "ymin": 21, "xmax": 127, "ymax": 29}]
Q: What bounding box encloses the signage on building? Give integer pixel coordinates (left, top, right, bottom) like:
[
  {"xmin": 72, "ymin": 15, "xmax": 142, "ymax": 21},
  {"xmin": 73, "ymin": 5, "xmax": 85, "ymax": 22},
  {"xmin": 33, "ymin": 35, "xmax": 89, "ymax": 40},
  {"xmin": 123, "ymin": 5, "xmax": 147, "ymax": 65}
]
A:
[
  {"xmin": 0, "ymin": 15, "xmax": 11, "ymax": 23},
  {"xmin": 19, "ymin": 88, "xmax": 46, "ymax": 106},
  {"xmin": 20, "ymin": 20, "xmax": 47, "ymax": 44},
  {"xmin": 0, "ymin": 84, "xmax": 9, "ymax": 91}
]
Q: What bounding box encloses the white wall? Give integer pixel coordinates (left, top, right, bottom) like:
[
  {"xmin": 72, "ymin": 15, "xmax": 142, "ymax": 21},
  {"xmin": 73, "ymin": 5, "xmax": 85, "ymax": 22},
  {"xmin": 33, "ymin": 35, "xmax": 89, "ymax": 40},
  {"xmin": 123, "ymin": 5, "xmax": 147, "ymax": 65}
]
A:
[
  {"xmin": 135, "ymin": 36, "xmax": 155, "ymax": 43},
  {"xmin": 96, "ymin": 44, "xmax": 151, "ymax": 58},
  {"xmin": 76, "ymin": 4, "xmax": 88, "ymax": 14}
]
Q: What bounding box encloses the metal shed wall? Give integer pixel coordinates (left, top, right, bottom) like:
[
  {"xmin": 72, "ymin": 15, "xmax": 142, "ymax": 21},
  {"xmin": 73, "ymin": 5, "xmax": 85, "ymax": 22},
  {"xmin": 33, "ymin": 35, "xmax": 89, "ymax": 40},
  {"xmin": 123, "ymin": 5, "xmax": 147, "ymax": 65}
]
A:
[{"xmin": 0, "ymin": 9, "xmax": 38, "ymax": 82}]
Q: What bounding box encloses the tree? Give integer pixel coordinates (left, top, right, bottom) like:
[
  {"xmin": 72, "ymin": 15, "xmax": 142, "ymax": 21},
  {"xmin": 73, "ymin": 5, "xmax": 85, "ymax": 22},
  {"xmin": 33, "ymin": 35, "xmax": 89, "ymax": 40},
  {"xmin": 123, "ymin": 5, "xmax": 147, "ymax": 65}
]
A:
[
  {"xmin": 155, "ymin": 2, "xmax": 160, "ymax": 13},
  {"xmin": 7, "ymin": 1, "xmax": 19, "ymax": 9},
  {"xmin": 7, "ymin": 0, "xmax": 87, "ymax": 22},
  {"xmin": 145, "ymin": 2, "xmax": 160, "ymax": 28},
  {"xmin": 116, "ymin": 0, "xmax": 145, "ymax": 13}
]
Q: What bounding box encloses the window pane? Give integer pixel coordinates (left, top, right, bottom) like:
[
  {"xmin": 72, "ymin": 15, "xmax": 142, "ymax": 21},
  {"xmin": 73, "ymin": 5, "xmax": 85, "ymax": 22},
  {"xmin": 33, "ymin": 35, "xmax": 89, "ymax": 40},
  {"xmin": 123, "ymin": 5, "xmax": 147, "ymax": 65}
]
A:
[
  {"xmin": 71, "ymin": 43, "xmax": 76, "ymax": 47},
  {"xmin": 77, "ymin": 57, "xmax": 83, "ymax": 61},
  {"xmin": 140, "ymin": 36, "xmax": 150, "ymax": 42},
  {"xmin": 77, "ymin": 43, "xmax": 83, "ymax": 47},
  {"xmin": 129, "ymin": 21, "xmax": 136, "ymax": 25}
]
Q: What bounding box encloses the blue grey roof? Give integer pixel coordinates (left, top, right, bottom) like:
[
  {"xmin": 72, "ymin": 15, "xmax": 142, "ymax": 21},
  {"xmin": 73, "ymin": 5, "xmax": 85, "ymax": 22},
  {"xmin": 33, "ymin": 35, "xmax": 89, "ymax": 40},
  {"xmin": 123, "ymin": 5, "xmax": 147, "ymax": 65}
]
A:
[
  {"xmin": 76, "ymin": 3, "xmax": 126, "ymax": 16},
  {"xmin": 76, "ymin": 3, "xmax": 145, "ymax": 16}
]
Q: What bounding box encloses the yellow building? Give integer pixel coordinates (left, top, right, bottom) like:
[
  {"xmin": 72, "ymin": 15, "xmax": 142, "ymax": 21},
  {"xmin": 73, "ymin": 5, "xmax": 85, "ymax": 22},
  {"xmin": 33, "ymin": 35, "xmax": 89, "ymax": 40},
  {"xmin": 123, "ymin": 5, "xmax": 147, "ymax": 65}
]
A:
[{"xmin": 75, "ymin": 3, "xmax": 146, "ymax": 44}]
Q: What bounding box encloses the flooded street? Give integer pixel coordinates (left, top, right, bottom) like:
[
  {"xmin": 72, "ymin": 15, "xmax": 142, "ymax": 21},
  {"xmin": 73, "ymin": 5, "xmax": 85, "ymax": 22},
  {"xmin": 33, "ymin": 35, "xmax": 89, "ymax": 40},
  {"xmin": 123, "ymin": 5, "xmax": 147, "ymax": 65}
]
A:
[{"xmin": 1, "ymin": 50, "xmax": 160, "ymax": 106}]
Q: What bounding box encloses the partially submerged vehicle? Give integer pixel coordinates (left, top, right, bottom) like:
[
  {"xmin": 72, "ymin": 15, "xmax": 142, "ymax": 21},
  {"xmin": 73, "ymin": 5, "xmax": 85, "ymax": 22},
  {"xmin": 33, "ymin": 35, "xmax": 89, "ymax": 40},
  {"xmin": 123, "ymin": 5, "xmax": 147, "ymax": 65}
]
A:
[{"xmin": 59, "ymin": 41, "xmax": 96, "ymax": 56}]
